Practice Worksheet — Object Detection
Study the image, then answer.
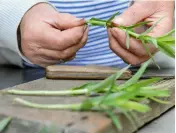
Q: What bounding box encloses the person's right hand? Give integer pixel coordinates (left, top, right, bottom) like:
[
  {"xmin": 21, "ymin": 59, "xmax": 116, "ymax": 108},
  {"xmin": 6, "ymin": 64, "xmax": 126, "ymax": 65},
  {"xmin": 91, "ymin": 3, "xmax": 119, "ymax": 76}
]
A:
[{"xmin": 20, "ymin": 3, "xmax": 88, "ymax": 67}]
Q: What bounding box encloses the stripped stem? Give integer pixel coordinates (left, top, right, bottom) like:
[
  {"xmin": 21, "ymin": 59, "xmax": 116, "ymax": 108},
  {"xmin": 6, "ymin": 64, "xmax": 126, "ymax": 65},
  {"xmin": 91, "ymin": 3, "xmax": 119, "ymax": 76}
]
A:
[
  {"xmin": 3, "ymin": 89, "xmax": 88, "ymax": 96},
  {"xmin": 14, "ymin": 98, "xmax": 82, "ymax": 110}
]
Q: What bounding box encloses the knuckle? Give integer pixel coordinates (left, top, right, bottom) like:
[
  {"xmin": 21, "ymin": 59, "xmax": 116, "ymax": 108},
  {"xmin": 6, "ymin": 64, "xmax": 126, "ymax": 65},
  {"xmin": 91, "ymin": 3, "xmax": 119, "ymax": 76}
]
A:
[{"xmin": 60, "ymin": 51, "xmax": 70, "ymax": 59}]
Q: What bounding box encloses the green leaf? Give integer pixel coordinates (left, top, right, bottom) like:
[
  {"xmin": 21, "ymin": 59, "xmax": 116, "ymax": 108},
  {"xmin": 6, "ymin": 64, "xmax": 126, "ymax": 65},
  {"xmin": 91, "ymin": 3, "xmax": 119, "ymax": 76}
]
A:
[
  {"xmin": 71, "ymin": 82, "xmax": 96, "ymax": 90},
  {"xmin": 126, "ymin": 30, "xmax": 130, "ymax": 49},
  {"xmin": 101, "ymin": 65, "xmax": 131, "ymax": 101},
  {"xmin": 158, "ymin": 41, "xmax": 175, "ymax": 58},
  {"xmin": 107, "ymin": 12, "xmax": 119, "ymax": 22},
  {"xmin": 117, "ymin": 59, "xmax": 152, "ymax": 90},
  {"xmin": 139, "ymin": 89, "xmax": 170, "ymax": 97},
  {"xmin": 150, "ymin": 97, "xmax": 170, "ymax": 104},
  {"xmin": 89, "ymin": 74, "xmax": 116, "ymax": 93},
  {"xmin": 126, "ymin": 21, "xmax": 152, "ymax": 29},
  {"xmin": 0, "ymin": 117, "xmax": 11, "ymax": 132},
  {"xmin": 106, "ymin": 12, "xmax": 120, "ymax": 27},
  {"xmin": 89, "ymin": 65, "xmax": 130, "ymax": 93},
  {"xmin": 81, "ymin": 99, "xmax": 93, "ymax": 111},
  {"xmin": 147, "ymin": 37, "xmax": 158, "ymax": 48},
  {"xmin": 141, "ymin": 40, "xmax": 160, "ymax": 69},
  {"xmin": 39, "ymin": 127, "xmax": 49, "ymax": 133},
  {"xmin": 120, "ymin": 101, "xmax": 151, "ymax": 113},
  {"xmin": 157, "ymin": 36, "xmax": 175, "ymax": 42},
  {"xmin": 157, "ymin": 29, "xmax": 175, "ymax": 39},
  {"xmin": 141, "ymin": 16, "xmax": 165, "ymax": 35},
  {"xmin": 125, "ymin": 77, "xmax": 162, "ymax": 92},
  {"xmin": 105, "ymin": 110, "xmax": 122, "ymax": 131}
]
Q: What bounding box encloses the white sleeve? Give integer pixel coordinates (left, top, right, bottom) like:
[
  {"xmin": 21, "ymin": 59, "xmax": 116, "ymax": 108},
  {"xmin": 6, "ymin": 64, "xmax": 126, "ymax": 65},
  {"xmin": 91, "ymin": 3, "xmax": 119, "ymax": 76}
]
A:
[{"xmin": 0, "ymin": 0, "xmax": 49, "ymax": 67}]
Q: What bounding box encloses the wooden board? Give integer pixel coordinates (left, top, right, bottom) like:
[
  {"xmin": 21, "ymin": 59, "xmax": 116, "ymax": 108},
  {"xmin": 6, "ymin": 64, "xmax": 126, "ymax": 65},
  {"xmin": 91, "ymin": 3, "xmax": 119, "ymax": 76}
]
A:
[
  {"xmin": 0, "ymin": 78, "xmax": 175, "ymax": 133},
  {"xmin": 46, "ymin": 65, "xmax": 132, "ymax": 79}
]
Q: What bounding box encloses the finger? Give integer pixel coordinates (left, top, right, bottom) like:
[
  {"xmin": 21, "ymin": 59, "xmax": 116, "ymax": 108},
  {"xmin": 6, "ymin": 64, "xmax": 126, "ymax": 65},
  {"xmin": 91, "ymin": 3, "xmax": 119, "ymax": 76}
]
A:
[
  {"xmin": 112, "ymin": 2, "xmax": 156, "ymax": 26},
  {"xmin": 55, "ymin": 13, "xmax": 85, "ymax": 30},
  {"xmin": 31, "ymin": 56, "xmax": 58, "ymax": 68},
  {"xmin": 42, "ymin": 26, "xmax": 87, "ymax": 50},
  {"xmin": 64, "ymin": 54, "xmax": 76, "ymax": 62},
  {"xmin": 108, "ymin": 29, "xmax": 149, "ymax": 65},
  {"xmin": 111, "ymin": 28, "xmax": 157, "ymax": 57},
  {"xmin": 38, "ymin": 28, "xmax": 89, "ymax": 60},
  {"xmin": 62, "ymin": 27, "xmax": 89, "ymax": 57}
]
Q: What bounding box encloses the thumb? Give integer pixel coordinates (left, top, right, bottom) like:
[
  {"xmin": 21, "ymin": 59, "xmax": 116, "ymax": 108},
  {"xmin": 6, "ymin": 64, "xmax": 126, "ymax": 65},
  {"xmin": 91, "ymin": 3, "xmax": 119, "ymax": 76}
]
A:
[
  {"xmin": 56, "ymin": 13, "xmax": 85, "ymax": 30},
  {"xmin": 112, "ymin": 2, "xmax": 153, "ymax": 26}
]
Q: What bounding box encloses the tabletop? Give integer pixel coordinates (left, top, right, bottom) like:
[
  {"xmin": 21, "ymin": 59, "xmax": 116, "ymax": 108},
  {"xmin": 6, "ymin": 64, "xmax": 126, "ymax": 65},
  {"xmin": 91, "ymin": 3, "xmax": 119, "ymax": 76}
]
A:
[{"xmin": 0, "ymin": 65, "xmax": 175, "ymax": 133}]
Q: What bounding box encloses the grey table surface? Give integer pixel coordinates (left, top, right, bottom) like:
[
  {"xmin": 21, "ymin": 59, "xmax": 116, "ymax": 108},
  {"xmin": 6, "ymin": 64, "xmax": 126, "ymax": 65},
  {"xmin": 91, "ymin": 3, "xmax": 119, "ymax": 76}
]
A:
[{"xmin": 0, "ymin": 65, "xmax": 175, "ymax": 133}]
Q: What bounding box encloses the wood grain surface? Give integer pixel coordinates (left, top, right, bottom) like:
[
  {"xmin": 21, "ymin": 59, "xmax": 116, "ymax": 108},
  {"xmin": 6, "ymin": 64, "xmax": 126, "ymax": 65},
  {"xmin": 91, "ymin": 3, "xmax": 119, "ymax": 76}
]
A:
[
  {"xmin": 0, "ymin": 78, "xmax": 175, "ymax": 133},
  {"xmin": 46, "ymin": 65, "xmax": 132, "ymax": 79}
]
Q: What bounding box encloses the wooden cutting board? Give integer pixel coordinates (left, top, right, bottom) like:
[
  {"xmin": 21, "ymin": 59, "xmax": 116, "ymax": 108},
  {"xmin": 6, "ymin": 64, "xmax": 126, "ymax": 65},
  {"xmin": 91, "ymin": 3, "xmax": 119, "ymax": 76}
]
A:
[
  {"xmin": 0, "ymin": 78, "xmax": 175, "ymax": 133},
  {"xmin": 46, "ymin": 65, "xmax": 132, "ymax": 79},
  {"xmin": 46, "ymin": 65, "xmax": 175, "ymax": 80}
]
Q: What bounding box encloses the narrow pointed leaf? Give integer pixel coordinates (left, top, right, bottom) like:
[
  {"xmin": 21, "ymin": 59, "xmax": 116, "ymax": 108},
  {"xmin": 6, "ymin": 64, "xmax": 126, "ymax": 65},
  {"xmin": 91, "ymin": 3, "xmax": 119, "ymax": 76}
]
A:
[
  {"xmin": 105, "ymin": 110, "xmax": 122, "ymax": 131},
  {"xmin": 0, "ymin": 117, "xmax": 11, "ymax": 132},
  {"xmin": 120, "ymin": 101, "xmax": 151, "ymax": 113},
  {"xmin": 158, "ymin": 42, "xmax": 175, "ymax": 58},
  {"xmin": 126, "ymin": 21, "xmax": 152, "ymax": 29},
  {"xmin": 126, "ymin": 30, "xmax": 130, "ymax": 49},
  {"xmin": 125, "ymin": 77, "xmax": 161, "ymax": 92},
  {"xmin": 141, "ymin": 17, "xmax": 165, "ymax": 35},
  {"xmin": 107, "ymin": 12, "xmax": 119, "ymax": 22},
  {"xmin": 117, "ymin": 59, "xmax": 152, "ymax": 90},
  {"xmin": 100, "ymin": 65, "xmax": 131, "ymax": 103},
  {"xmin": 89, "ymin": 65, "xmax": 130, "ymax": 93},
  {"xmin": 139, "ymin": 89, "xmax": 170, "ymax": 97},
  {"xmin": 72, "ymin": 82, "xmax": 96, "ymax": 90},
  {"xmin": 157, "ymin": 29, "xmax": 175, "ymax": 39},
  {"xmin": 150, "ymin": 97, "xmax": 170, "ymax": 104},
  {"xmin": 157, "ymin": 36, "xmax": 175, "ymax": 42},
  {"xmin": 147, "ymin": 37, "xmax": 158, "ymax": 48},
  {"xmin": 141, "ymin": 40, "xmax": 160, "ymax": 69}
]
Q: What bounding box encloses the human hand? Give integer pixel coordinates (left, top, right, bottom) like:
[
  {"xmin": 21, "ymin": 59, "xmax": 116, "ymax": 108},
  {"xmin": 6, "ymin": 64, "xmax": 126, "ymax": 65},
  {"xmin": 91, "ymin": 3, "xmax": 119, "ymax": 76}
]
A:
[
  {"xmin": 20, "ymin": 3, "xmax": 88, "ymax": 67},
  {"xmin": 108, "ymin": 1, "xmax": 174, "ymax": 65}
]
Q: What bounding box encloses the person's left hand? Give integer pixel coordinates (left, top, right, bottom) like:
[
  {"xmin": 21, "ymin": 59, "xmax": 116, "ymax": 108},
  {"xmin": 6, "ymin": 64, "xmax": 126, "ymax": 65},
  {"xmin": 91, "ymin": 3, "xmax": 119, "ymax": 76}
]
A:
[{"xmin": 108, "ymin": 1, "xmax": 174, "ymax": 65}]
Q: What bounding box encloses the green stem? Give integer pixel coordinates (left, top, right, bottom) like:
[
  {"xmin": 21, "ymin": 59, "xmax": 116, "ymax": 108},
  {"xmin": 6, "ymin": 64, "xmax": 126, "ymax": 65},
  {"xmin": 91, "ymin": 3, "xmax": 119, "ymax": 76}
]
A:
[
  {"xmin": 3, "ymin": 89, "xmax": 88, "ymax": 96},
  {"xmin": 87, "ymin": 19, "xmax": 140, "ymax": 38},
  {"xmin": 119, "ymin": 28, "xmax": 140, "ymax": 38},
  {"xmin": 14, "ymin": 98, "xmax": 82, "ymax": 110}
]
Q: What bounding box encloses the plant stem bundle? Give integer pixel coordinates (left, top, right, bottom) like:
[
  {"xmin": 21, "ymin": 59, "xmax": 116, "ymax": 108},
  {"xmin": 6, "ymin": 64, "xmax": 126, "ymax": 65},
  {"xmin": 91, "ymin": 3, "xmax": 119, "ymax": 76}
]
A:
[{"xmin": 2, "ymin": 59, "xmax": 172, "ymax": 131}]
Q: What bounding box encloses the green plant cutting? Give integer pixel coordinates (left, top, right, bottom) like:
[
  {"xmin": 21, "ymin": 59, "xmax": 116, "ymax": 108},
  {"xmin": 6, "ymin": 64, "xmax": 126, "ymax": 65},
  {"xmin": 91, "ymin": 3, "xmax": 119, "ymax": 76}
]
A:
[
  {"xmin": 0, "ymin": 117, "xmax": 11, "ymax": 132},
  {"xmin": 86, "ymin": 12, "xmax": 175, "ymax": 61},
  {"xmin": 1, "ymin": 13, "xmax": 175, "ymax": 131},
  {"xmin": 2, "ymin": 59, "xmax": 171, "ymax": 131}
]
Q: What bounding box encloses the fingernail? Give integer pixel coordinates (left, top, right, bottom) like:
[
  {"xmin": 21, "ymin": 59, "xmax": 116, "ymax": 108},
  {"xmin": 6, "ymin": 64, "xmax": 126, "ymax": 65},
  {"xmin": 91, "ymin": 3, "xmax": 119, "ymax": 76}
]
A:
[
  {"xmin": 112, "ymin": 16, "xmax": 124, "ymax": 26},
  {"xmin": 77, "ymin": 18, "xmax": 85, "ymax": 22}
]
